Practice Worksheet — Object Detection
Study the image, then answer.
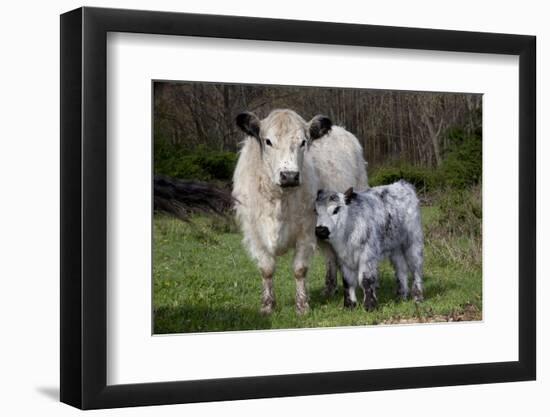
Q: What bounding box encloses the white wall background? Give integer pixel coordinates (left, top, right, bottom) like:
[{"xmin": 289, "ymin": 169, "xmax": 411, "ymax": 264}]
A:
[{"xmin": 0, "ymin": 0, "xmax": 545, "ymax": 415}]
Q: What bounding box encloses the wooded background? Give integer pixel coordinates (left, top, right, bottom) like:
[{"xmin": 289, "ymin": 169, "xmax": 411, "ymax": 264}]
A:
[{"xmin": 154, "ymin": 81, "xmax": 482, "ymax": 169}]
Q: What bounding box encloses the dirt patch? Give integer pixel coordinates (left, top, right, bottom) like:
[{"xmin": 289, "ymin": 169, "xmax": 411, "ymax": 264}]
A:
[{"xmin": 381, "ymin": 303, "xmax": 481, "ymax": 325}]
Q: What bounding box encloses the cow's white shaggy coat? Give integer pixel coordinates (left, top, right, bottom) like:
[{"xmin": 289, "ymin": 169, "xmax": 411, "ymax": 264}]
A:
[{"xmin": 232, "ymin": 109, "xmax": 367, "ymax": 314}]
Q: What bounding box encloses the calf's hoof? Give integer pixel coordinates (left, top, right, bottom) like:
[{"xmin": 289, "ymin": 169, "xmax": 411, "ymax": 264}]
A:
[
  {"xmin": 363, "ymin": 299, "xmax": 377, "ymax": 312},
  {"xmin": 396, "ymin": 293, "xmax": 408, "ymax": 302},
  {"xmin": 413, "ymin": 294, "xmax": 424, "ymax": 303},
  {"xmin": 322, "ymin": 285, "xmax": 338, "ymax": 298},
  {"xmin": 343, "ymin": 298, "xmax": 357, "ymax": 309},
  {"xmin": 412, "ymin": 287, "xmax": 424, "ymax": 303},
  {"xmin": 395, "ymin": 287, "xmax": 409, "ymax": 301}
]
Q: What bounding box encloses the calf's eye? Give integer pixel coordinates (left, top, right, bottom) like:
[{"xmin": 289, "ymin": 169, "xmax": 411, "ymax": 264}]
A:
[
  {"xmin": 300, "ymin": 140, "xmax": 306, "ymax": 147},
  {"xmin": 265, "ymin": 139, "xmax": 273, "ymax": 147},
  {"xmin": 332, "ymin": 206, "xmax": 340, "ymax": 215}
]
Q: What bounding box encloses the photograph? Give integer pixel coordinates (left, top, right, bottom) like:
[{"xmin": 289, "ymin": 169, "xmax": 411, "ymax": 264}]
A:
[
  {"xmin": 53, "ymin": 3, "xmax": 537, "ymax": 412},
  {"xmin": 152, "ymin": 81, "xmax": 483, "ymax": 334}
]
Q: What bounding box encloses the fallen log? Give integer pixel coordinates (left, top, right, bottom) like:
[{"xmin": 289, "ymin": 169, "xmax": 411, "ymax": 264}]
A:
[{"xmin": 154, "ymin": 175, "xmax": 233, "ymax": 220}]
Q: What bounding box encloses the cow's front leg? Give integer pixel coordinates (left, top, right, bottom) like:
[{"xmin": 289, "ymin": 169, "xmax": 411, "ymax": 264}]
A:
[
  {"xmin": 293, "ymin": 241, "xmax": 315, "ymax": 315},
  {"xmin": 258, "ymin": 256, "xmax": 276, "ymax": 315}
]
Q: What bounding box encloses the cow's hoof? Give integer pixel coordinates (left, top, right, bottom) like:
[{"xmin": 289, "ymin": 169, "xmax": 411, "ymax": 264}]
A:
[
  {"xmin": 260, "ymin": 301, "xmax": 276, "ymax": 315},
  {"xmin": 260, "ymin": 305, "xmax": 273, "ymax": 315},
  {"xmin": 296, "ymin": 302, "xmax": 310, "ymax": 315}
]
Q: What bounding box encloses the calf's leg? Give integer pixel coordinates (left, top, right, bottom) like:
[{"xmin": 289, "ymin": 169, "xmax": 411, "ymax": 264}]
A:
[
  {"xmin": 359, "ymin": 261, "xmax": 379, "ymax": 311},
  {"xmin": 390, "ymin": 250, "xmax": 410, "ymax": 300},
  {"xmin": 404, "ymin": 244, "xmax": 424, "ymax": 302},
  {"xmin": 319, "ymin": 240, "xmax": 338, "ymax": 297},
  {"xmin": 341, "ymin": 265, "xmax": 358, "ymax": 308}
]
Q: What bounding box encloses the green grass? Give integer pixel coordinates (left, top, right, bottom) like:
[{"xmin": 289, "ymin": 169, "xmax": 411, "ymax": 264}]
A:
[{"xmin": 153, "ymin": 207, "xmax": 482, "ymax": 334}]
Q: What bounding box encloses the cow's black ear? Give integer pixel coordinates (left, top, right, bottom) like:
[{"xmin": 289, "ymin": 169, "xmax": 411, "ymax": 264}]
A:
[
  {"xmin": 236, "ymin": 111, "xmax": 261, "ymax": 140},
  {"xmin": 344, "ymin": 187, "xmax": 357, "ymax": 205},
  {"xmin": 308, "ymin": 115, "xmax": 332, "ymax": 140}
]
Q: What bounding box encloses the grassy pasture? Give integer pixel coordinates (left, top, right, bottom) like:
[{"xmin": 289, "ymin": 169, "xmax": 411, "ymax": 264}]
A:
[{"xmin": 153, "ymin": 205, "xmax": 482, "ymax": 334}]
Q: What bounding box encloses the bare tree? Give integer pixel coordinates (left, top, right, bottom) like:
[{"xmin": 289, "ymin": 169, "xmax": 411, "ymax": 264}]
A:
[{"xmin": 154, "ymin": 81, "xmax": 481, "ymax": 169}]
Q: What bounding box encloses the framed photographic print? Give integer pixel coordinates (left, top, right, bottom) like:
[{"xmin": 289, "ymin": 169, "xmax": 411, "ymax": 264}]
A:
[{"xmin": 60, "ymin": 6, "xmax": 536, "ymax": 410}]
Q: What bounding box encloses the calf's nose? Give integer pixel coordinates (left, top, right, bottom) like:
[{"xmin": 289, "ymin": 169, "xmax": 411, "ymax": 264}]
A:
[
  {"xmin": 315, "ymin": 226, "xmax": 330, "ymax": 240},
  {"xmin": 280, "ymin": 171, "xmax": 300, "ymax": 187}
]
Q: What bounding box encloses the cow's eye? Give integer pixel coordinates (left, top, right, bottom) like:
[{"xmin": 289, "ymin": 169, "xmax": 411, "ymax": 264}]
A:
[
  {"xmin": 265, "ymin": 139, "xmax": 273, "ymax": 147},
  {"xmin": 332, "ymin": 206, "xmax": 340, "ymax": 215},
  {"xmin": 300, "ymin": 140, "xmax": 306, "ymax": 147}
]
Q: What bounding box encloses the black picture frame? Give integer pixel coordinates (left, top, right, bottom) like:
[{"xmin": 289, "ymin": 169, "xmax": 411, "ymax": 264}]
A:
[{"xmin": 60, "ymin": 6, "xmax": 536, "ymax": 410}]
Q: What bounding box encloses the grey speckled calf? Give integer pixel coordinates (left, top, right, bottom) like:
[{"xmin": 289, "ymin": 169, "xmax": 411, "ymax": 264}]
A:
[{"xmin": 315, "ymin": 180, "xmax": 424, "ymax": 311}]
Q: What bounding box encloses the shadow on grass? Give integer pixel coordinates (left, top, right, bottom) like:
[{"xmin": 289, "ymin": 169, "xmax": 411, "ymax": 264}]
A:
[
  {"xmin": 423, "ymin": 275, "xmax": 459, "ymax": 299},
  {"xmin": 308, "ymin": 273, "xmax": 456, "ymax": 309},
  {"xmin": 154, "ymin": 305, "xmax": 272, "ymax": 334},
  {"xmin": 154, "ymin": 275, "xmax": 463, "ymax": 334},
  {"xmin": 309, "ymin": 285, "xmax": 341, "ymax": 307}
]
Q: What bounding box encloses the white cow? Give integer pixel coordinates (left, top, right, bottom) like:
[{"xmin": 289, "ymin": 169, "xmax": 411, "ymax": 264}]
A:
[{"xmin": 232, "ymin": 109, "xmax": 368, "ymax": 314}]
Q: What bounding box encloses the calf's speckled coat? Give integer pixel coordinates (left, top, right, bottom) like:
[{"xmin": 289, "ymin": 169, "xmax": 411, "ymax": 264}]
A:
[{"xmin": 315, "ymin": 180, "xmax": 424, "ymax": 310}]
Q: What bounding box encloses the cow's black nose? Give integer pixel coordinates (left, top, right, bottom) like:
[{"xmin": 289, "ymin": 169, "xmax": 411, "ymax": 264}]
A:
[
  {"xmin": 280, "ymin": 171, "xmax": 300, "ymax": 187},
  {"xmin": 315, "ymin": 226, "xmax": 330, "ymax": 240}
]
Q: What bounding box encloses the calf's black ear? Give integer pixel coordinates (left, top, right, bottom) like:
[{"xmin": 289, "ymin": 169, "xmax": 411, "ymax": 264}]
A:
[
  {"xmin": 344, "ymin": 187, "xmax": 357, "ymax": 205},
  {"xmin": 308, "ymin": 115, "xmax": 332, "ymax": 140},
  {"xmin": 236, "ymin": 111, "xmax": 261, "ymax": 140},
  {"xmin": 316, "ymin": 189, "xmax": 324, "ymax": 200}
]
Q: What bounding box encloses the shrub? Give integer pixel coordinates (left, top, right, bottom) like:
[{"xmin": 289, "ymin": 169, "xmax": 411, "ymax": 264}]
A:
[
  {"xmin": 369, "ymin": 165, "xmax": 440, "ymax": 193},
  {"xmin": 193, "ymin": 152, "xmax": 238, "ymax": 181},
  {"xmin": 370, "ymin": 127, "xmax": 481, "ymax": 193},
  {"xmin": 433, "ymin": 184, "xmax": 482, "ymax": 238},
  {"xmin": 425, "ymin": 184, "xmax": 482, "ymax": 269},
  {"xmin": 441, "ymin": 129, "xmax": 482, "ymax": 189},
  {"xmin": 154, "ymin": 140, "xmax": 238, "ymax": 182}
]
